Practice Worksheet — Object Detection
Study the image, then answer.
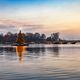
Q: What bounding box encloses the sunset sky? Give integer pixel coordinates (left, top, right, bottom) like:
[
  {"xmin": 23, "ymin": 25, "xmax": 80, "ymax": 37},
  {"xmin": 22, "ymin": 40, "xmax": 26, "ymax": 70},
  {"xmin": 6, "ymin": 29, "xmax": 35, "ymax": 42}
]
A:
[{"xmin": 0, "ymin": 0, "xmax": 80, "ymax": 39}]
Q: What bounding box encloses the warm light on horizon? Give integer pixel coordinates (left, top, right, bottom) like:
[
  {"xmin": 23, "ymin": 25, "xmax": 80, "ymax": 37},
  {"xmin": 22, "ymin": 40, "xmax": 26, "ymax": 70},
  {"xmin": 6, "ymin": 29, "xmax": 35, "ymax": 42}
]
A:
[{"xmin": 0, "ymin": 0, "xmax": 80, "ymax": 39}]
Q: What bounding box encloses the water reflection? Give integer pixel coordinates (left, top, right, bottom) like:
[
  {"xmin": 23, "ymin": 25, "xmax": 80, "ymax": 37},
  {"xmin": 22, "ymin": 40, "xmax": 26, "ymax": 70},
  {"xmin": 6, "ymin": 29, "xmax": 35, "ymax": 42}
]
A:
[
  {"xmin": 16, "ymin": 46, "xmax": 26, "ymax": 63},
  {"xmin": 47, "ymin": 45, "xmax": 59, "ymax": 57},
  {"xmin": 1, "ymin": 44, "xmax": 80, "ymax": 80},
  {"xmin": 0, "ymin": 45, "xmax": 60, "ymax": 62},
  {"xmin": 26, "ymin": 47, "xmax": 45, "ymax": 57},
  {"xmin": 26, "ymin": 46, "xmax": 59, "ymax": 57}
]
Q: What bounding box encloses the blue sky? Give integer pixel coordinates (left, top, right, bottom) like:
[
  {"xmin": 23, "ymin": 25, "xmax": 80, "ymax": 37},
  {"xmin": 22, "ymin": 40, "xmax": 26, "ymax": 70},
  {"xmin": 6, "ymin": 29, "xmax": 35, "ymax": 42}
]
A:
[
  {"xmin": 0, "ymin": 0, "xmax": 79, "ymax": 6},
  {"xmin": 0, "ymin": 0, "xmax": 80, "ymax": 39}
]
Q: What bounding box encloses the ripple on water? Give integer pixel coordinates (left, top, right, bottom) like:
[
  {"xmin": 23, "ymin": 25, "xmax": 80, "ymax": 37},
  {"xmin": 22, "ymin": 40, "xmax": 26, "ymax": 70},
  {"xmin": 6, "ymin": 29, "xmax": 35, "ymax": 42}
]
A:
[{"xmin": 0, "ymin": 44, "xmax": 80, "ymax": 80}]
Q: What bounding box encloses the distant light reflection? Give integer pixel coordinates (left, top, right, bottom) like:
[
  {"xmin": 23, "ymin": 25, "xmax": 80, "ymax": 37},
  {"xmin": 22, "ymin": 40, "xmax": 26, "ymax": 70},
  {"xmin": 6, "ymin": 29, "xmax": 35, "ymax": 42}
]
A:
[{"xmin": 16, "ymin": 46, "xmax": 26, "ymax": 63}]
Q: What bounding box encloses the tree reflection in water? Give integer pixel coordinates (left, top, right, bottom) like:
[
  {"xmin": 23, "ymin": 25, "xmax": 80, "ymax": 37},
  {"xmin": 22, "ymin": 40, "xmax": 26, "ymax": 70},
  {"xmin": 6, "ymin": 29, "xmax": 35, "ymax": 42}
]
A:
[
  {"xmin": 47, "ymin": 45, "xmax": 59, "ymax": 57},
  {"xmin": 16, "ymin": 46, "xmax": 26, "ymax": 63},
  {"xmin": 0, "ymin": 45, "xmax": 60, "ymax": 63},
  {"xmin": 26, "ymin": 45, "xmax": 59, "ymax": 57}
]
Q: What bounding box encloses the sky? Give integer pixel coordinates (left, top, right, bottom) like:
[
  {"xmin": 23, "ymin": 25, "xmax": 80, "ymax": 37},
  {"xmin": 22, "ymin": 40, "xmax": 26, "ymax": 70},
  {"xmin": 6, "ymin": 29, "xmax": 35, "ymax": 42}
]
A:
[{"xmin": 0, "ymin": 0, "xmax": 80, "ymax": 39}]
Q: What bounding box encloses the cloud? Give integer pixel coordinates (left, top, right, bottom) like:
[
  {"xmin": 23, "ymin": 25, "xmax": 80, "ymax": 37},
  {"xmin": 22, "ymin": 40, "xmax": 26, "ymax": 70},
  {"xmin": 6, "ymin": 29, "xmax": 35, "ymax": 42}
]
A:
[
  {"xmin": 0, "ymin": 1, "xmax": 80, "ymax": 39},
  {"xmin": 0, "ymin": 19, "xmax": 43, "ymax": 33}
]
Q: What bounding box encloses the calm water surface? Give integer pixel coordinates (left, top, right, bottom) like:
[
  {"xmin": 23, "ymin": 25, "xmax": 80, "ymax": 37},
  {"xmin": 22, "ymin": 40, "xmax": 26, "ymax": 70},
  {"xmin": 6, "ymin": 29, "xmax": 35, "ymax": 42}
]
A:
[{"xmin": 0, "ymin": 44, "xmax": 80, "ymax": 80}]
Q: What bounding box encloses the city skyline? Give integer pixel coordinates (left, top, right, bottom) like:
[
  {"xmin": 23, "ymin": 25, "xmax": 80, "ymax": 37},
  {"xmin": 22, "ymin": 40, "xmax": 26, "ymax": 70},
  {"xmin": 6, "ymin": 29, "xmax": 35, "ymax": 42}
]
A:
[{"xmin": 0, "ymin": 0, "xmax": 80, "ymax": 39}]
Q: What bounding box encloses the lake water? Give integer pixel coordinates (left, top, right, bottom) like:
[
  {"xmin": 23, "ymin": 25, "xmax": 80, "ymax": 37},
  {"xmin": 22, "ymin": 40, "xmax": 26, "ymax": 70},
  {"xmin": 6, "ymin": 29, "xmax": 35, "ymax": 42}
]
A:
[{"xmin": 0, "ymin": 44, "xmax": 80, "ymax": 80}]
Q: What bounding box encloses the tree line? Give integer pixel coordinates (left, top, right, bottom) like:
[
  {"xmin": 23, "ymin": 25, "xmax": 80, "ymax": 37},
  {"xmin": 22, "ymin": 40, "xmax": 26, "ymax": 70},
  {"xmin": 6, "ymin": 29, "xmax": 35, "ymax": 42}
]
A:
[{"xmin": 0, "ymin": 32, "xmax": 60, "ymax": 44}]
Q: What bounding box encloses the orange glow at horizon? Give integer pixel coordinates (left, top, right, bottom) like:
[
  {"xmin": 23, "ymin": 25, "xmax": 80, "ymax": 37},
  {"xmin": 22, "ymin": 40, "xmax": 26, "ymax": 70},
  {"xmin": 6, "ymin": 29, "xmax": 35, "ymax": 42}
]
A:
[{"xmin": 0, "ymin": 2, "xmax": 80, "ymax": 36}]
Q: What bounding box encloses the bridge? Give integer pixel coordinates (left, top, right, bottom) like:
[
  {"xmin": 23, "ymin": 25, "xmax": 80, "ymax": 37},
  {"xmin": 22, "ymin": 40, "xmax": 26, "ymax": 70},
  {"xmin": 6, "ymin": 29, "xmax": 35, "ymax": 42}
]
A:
[{"xmin": 53, "ymin": 40, "xmax": 80, "ymax": 44}]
